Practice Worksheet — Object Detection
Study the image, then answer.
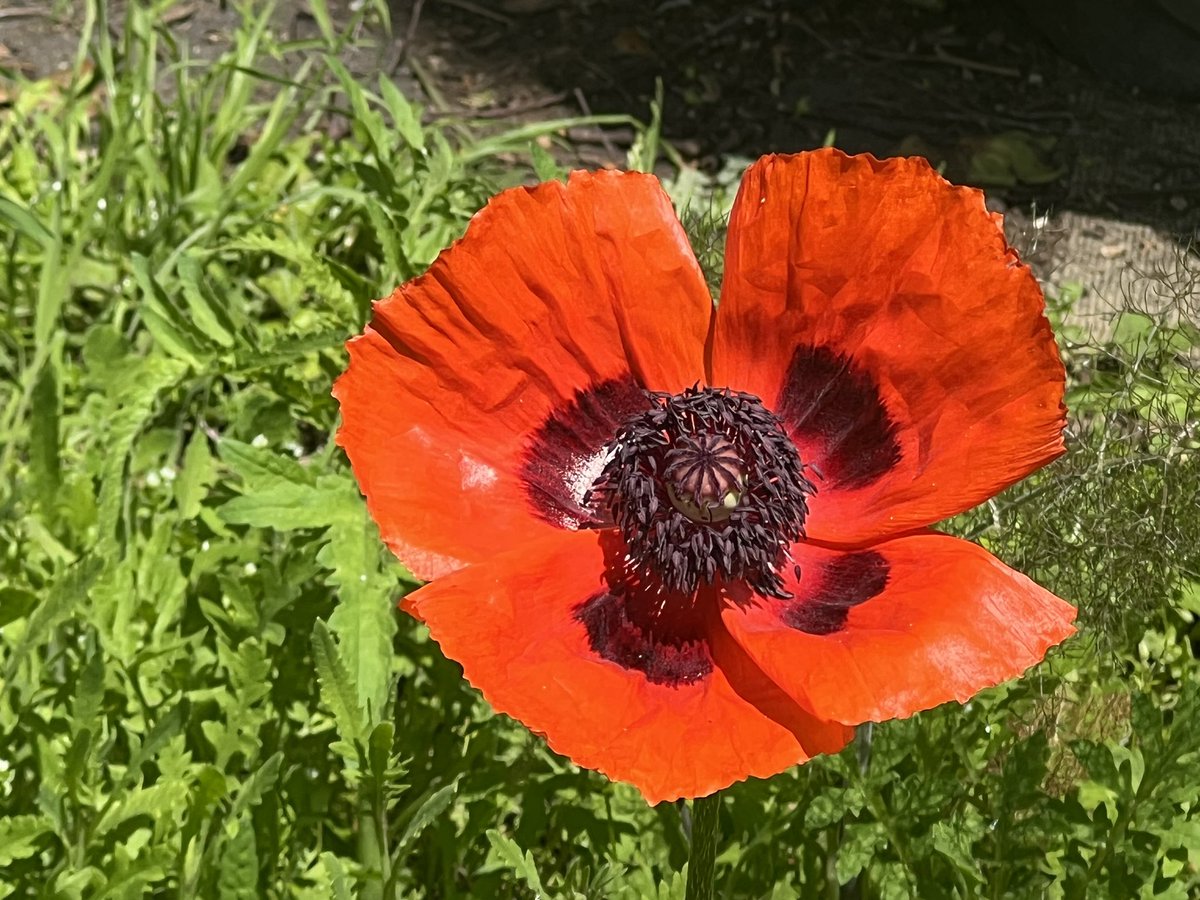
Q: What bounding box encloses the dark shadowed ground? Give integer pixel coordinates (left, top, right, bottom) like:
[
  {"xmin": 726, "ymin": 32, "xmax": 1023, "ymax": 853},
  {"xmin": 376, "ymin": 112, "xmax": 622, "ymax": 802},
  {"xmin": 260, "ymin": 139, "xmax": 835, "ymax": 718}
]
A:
[
  {"xmin": 404, "ymin": 0, "xmax": 1200, "ymax": 327},
  {"xmin": 4, "ymin": 0, "xmax": 1197, "ymax": 327}
]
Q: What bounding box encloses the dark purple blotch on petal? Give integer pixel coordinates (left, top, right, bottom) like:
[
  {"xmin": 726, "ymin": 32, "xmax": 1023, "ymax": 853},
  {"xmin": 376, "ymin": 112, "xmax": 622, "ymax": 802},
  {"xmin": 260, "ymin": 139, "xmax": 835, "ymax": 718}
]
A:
[
  {"xmin": 575, "ymin": 590, "xmax": 713, "ymax": 687},
  {"xmin": 521, "ymin": 377, "xmax": 649, "ymax": 529},
  {"xmin": 783, "ymin": 551, "xmax": 890, "ymax": 635},
  {"xmin": 776, "ymin": 345, "xmax": 901, "ymax": 490}
]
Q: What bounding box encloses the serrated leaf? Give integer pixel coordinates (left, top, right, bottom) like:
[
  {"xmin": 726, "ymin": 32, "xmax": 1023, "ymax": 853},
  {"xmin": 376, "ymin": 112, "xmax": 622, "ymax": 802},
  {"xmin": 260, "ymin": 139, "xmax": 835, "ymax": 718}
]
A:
[
  {"xmin": 129, "ymin": 253, "xmax": 210, "ymax": 365},
  {"xmin": 321, "ymin": 495, "xmax": 397, "ymax": 723},
  {"xmin": 90, "ymin": 560, "xmax": 138, "ymax": 665},
  {"xmin": 218, "ymin": 479, "xmax": 350, "ymax": 530},
  {"xmin": 655, "ymin": 871, "xmax": 686, "ymax": 900},
  {"xmin": 216, "ymin": 815, "xmax": 259, "ymax": 900},
  {"xmin": 0, "ymin": 816, "xmax": 53, "ymax": 867},
  {"xmin": 142, "ymin": 556, "xmax": 189, "ymax": 653},
  {"xmin": 318, "ymin": 852, "xmax": 355, "ymax": 900},
  {"xmin": 94, "ymin": 356, "xmax": 189, "ymax": 554},
  {"xmin": 91, "ymin": 843, "xmax": 172, "ymax": 898},
  {"xmin": 311, "ymin": 619, "xmax": 367, "ymax": 748},
  {"xmin": 226, "ymin": 233, "xmax": 356, "ymax": 320},
  {"xmin": 125, "ymin": 700, "xmax": 190, "ymax": 789},
  {"xmin": 486, "ymin": 830, "xmax": 545, "ymax": 895},
  {"xmin": 219, "ymin": 439, "xmax": 316, "ymax": 490},
  {"xmin": 228, "ymin": 752, "xmax": 283, "ymax": 821},
  {"xmin": 379, "ymin": 76, "xmax": 425, "ymax": 152},
  {"xmin": 834, "ymin": 821, "xmax": 886, "ymax": 885},
  {"xmin": 2, "ymin": 556, "xmax": 102, "ymax": 690},
  {"xmin": 175, "ymin": 431, "xmax": 215, "ymax": 519},
  {"xmin": 94, "ymin": 780, "xmax": 190, "ymax": 836},
  {"xmin": 70, "ymin": 632, "xmax": 105, "ymax": 738},
  {"xmin": 367, "ymin": 722, "xmax": 395, "ymax": 789},
  {"xmin": 176, "ymin": 253, "xmax": 236, "ymax": 348},
  {"xmin": 396, "ymin": 780, "xmax": 459, "ymax": 854},
  {"xmin": 63, "ymin": 728, "xmax": 94, "ymax": 796},
  {"xmin": 182, "ymin": 765, "xmax": 230, "ymax": 853}
]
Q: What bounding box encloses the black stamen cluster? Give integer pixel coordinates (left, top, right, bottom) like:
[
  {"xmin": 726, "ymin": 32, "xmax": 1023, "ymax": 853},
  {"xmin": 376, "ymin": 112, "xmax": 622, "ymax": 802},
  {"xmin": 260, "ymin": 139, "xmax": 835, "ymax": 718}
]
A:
[{"xmin": 588, "ymin": 386, "xmax": 816, "ymax": 598}]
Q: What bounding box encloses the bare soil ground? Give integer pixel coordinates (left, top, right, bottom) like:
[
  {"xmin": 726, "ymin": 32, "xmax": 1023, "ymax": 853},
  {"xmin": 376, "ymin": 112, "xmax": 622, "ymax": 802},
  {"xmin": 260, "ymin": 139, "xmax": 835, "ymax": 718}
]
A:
[{"xmin": 4, "ymin": 0, "xmax": 1198, "ymax": 333}]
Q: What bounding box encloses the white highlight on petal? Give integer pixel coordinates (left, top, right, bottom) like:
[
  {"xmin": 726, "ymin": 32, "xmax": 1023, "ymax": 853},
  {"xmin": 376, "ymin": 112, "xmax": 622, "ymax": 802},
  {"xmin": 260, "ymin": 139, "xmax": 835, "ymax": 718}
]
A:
[
  {"xmin": 565, "ymin": 447, "xmax": 613, "ymax": 508},
  {"xmin": 459, "ymin": 453, "xmax": 497, "ymax": 489}
]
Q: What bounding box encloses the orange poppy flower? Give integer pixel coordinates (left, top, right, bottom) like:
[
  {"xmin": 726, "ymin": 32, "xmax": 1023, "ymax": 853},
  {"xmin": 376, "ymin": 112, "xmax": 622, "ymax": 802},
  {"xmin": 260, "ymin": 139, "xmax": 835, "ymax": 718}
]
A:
[{"xmin": 334, "ymin": 149, "xmax": 1076, "ymax": 804}]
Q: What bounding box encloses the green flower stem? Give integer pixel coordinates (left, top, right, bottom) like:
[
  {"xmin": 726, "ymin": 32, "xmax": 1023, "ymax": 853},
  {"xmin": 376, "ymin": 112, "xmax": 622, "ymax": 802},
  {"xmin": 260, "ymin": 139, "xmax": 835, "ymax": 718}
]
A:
[{"xmin": 686, "ymin": 792, "xmax": 721, "ymax": 900}]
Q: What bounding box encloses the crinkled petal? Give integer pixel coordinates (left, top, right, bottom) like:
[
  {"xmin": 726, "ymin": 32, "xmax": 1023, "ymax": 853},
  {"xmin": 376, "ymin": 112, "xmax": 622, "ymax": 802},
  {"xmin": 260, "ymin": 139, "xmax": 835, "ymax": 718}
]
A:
[
  {"xmin": 712, "ymin": 150, "xmax": 1066, "ymax": 545},
  {"xmin": 404, "ymin": 529, "xmax": 853, "ymax": 803},
  {"xmin": 721, "ymin": 532, "xmax": 1076, "ymax": 724},
  {"xmin": 335, "ymin": 171, "xmax": 711, "ymax": 579}
]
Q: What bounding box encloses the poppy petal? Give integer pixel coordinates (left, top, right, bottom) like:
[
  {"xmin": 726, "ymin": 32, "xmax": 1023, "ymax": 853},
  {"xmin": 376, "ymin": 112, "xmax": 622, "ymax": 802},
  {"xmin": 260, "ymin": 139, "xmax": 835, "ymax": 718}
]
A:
[
  {"xmin": 404, "ymin": 529, "xmax": 853, "ymax": 803},
  {"xmin": 335, "ymin": 171, "xmax": 712, "ymax": 579},
  {"xmin": 712, "ymin": 150, "xmax": 1066, "ymax": 544},
  {"xmin": 720, "ymin": 532, "xmax": 1077, "ymax": 725}
]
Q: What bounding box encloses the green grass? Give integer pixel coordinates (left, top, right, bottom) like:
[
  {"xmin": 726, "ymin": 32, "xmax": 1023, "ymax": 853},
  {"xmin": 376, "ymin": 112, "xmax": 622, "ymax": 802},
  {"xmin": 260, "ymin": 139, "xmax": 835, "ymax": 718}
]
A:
[{"xmin": 1, "ymin": 2, "xmax": 1199, "ymax": 898}]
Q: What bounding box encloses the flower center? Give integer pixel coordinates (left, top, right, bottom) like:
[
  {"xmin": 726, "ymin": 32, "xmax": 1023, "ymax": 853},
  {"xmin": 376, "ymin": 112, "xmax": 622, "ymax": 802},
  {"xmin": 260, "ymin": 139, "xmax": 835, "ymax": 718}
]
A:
[
  {"xmin": 665, "ymin": 433, "xmax": 745, "ymax": 523},
  {"xmin": 588, "ymin": 386, "xmax": 815, "ymax": 598}
]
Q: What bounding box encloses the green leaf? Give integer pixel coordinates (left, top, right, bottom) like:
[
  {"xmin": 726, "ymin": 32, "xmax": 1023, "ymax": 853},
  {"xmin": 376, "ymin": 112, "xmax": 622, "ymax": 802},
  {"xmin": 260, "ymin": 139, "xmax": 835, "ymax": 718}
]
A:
[
  {"xmin": 0, "ymin": 587, "xmax": 39, "ymax": 629},
  {"xmin": 396, "ymin": 780, "xmax": 459, "ymax": 854},
  {"xmin": 228, "ymin": 752, "xmax": 283, "ymax": 820},
  {"xmin": 931, "ymin": 819, "xmax": 985, "ymax": 885},
  {"xmin": 311, "ymin": 618, "xmax": 367, "ymax": 748},
  {"xmin": 176, "ymin": 253, "xmax": 237, "ymax": 348},
  {"xmin": 29, "ymin": 361, "xmax": 61, "ymax": 510},
  {"xmin": 0, "ymin": 816, "xmax": 53, "ymax": 867},
  {"xmin": 327, "ymin": 58, "xmax": 388, "ymax": 163},
  {"xmin": 366, "ymin": 721, "xmax": 395, "ymax": 789},
  {"xmin": 69, "ymin": 631, "xmax": 106, "ymax": 739},
  {"xmin": 129, "ymin": 252, "xmax": 210, "ymax": 365},
  {"xmin": 94, "ymin": 355, "xmax": 189, "ymax": 554},
  {"xmin": 125, "ymin": 700, "xmax": 190, "ymax": 788},
  {"xmin": 218, "ymin": 478, "xmax": 350, "ymax": 531},
  {"xmin": 136, "ymin": 523, "xmax": 188, "ymax": 640},
  {"xmin": 94, "ymin": 780, "xmax": 190, "ymax": 836},
  {"xmin": 834, "ymin": 822, "xmax": 887, "ymax": 885},
  {"xmin": 35, "ymin": 224, "xmax": 68, "ymax": 351},
  {"xmin": 216, "ymin": 815, "xmax": 259, "ymax": 900},
  {"xmin": 486, "ymin": 830, "xmax": 546, "ymax": 895},
  {"xmin": 2, "ymin": 556, "xmax": 103, "ymax": 691},
  {"xmin": 219, "ymin": 439, "xmax": 316, "ymax": 490},
  {"xmin": 626, "ymin": 78, "xmax": 663, "ymax": 173},
  {"xmin": 0, "ymin": 195, "xmax": 54, "ymax": 249},
  {"xmin": 321, "ymin": 495, "xmax": 398, "ymax": 724},
  {"xmin": 318, "ymin": 852, "xmax": 355, "ymax": 900},
  {"xmin": 964, "ymin": 130, "xmax": 1065, "ymax": 187},
  {"xmin": 380, "ymin": 76, "xmax": 426, "ymax": 152},
  {"xmin": 530, "ymin": 141, "xmax": 562, "ymax": 182}
]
